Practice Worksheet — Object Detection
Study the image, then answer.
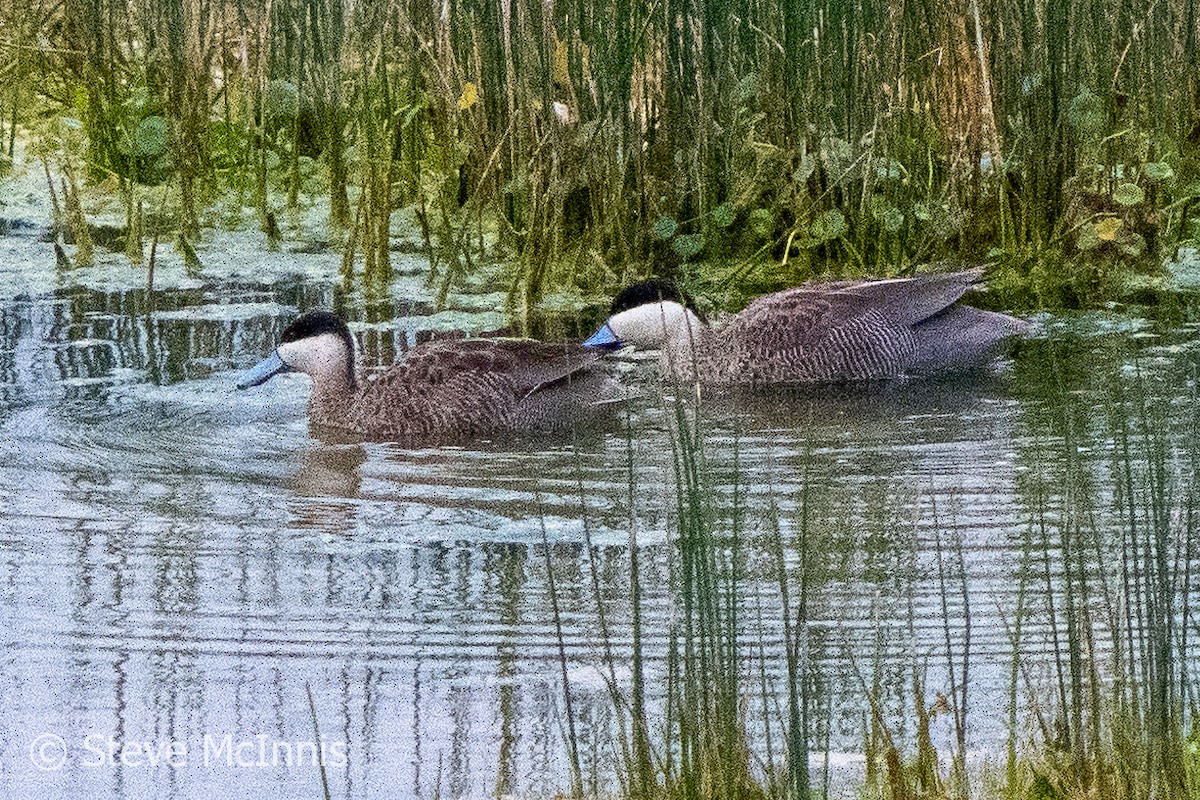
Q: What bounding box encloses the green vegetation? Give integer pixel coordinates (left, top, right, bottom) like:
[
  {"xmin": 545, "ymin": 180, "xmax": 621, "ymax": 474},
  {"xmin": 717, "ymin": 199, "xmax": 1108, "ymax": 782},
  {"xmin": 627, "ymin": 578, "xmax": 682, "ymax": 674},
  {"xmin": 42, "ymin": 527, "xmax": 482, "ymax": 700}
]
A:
[
  {"xmin": 3, "ymin": 1, "xmax": 1200, "ymax": 315},
  {"xmin": 545, "ymin": 352, "xmax": 1199, "ymax": 800},
  {"xmin": 1000, "ymin": 345, "xmax": 1200, "ymax": 800}
]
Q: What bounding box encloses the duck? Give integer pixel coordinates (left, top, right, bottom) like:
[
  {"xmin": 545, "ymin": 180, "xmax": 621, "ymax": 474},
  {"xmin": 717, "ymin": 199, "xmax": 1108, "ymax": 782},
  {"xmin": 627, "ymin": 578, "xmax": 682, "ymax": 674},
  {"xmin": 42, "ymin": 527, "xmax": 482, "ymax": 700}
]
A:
[
  {"xmin": 582, "ymin": 269, "xmax": 1029, "ymax": 384},
  {"xmin": 238, "ymin": 311, "xmax": 624, "ymax": 441}
]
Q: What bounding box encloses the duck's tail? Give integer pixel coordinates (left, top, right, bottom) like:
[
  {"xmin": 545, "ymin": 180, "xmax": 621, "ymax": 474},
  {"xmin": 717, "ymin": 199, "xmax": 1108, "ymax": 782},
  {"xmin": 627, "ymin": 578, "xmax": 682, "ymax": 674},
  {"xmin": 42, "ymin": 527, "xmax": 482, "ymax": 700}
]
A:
[{"xmin": 908, "ymin": 305, "xmax": 1032, "ymax": 374}]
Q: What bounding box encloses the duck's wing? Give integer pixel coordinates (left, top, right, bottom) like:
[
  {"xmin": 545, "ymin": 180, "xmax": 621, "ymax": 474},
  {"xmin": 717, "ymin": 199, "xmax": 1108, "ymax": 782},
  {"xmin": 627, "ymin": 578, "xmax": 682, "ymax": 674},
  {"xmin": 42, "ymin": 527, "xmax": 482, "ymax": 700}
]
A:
[
  {"xmin": 484, "ymin": 340, "xmax": 628, "ymax": 429},
  {"xmin": 821, "ymin": 269, "xmax": 983, "ymax": 326},
  {"xmin": 422, "ymin": 339, "xmax": 604, "ymax": 391},
  {"xmin": 396, "ymin": 337, "xmax": 591, "ymax": 375},
  {"xmin": 721, "ymin": 272, "xmax": 974, "ymax": 380},
  {"xmin": 723, "ymin": 289, "xmax": 917, "ymax": 380},
  {"xmin": 369, "ymin": 339, "xmax": 619, "ymax": 435},
  {"xmin": 382, "ymin": 339, "xmax": 600, "ymax": 397},
  {"xmin": 907, "ymin": 305, "xmax": 1031, "ymax": 374},
  {"xmin": 723, "ymin": 270, "xmax": 1015, "ymax": 381},
  {"xmin": 828, "ymin": 269, "xmax": 1029, "ymax": 372}
]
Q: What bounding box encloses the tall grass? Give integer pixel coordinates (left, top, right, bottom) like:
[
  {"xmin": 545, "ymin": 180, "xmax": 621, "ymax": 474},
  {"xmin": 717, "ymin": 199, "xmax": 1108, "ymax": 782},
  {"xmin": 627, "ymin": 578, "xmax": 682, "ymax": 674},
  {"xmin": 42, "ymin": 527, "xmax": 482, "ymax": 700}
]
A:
[
  {"xmin": 4, "ymin": 1, "xmax": 1197, "ymax": 308},
  {"xmin": 556, "ymin": 393, "xmax": 815, "ymax": 799},
  {"xmin": 1007, "ymin": 345, "xmax": 1200, "ymax": 800},
  {"xmin": 658, "ymin": 401, "xmax": 763, "ymax": 800},
  {"xmin": 540, "ymin": 347, "xmax": 1198, "ymax": 800}
]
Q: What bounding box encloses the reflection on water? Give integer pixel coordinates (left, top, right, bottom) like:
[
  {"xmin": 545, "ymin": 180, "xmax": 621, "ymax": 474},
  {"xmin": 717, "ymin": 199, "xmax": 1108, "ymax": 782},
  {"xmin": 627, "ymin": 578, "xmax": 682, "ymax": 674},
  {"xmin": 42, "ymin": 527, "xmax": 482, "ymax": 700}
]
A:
[{"xmin": 1, "ymin": 264, "xmax": 1198, "ymax": 799}]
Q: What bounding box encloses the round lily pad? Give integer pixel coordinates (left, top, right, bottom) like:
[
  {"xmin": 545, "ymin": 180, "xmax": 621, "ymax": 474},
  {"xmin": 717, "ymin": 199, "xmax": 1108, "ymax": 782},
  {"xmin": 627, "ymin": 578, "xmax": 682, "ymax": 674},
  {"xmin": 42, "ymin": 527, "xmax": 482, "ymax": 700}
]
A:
[
  {"xmin": 672, "ymin": 233, "xmax": 705, "ymax": 260},
  {"xmin": 712, "ymin": 201, "xmax": 735, "ymax": 228},
  {"xmin": 1068, "ymin": 91, "xmax": 1106, "ymax": 135},
  {"xmin": 748, "ymin": 208, "xmax": 774, "ymax": 238},
  {"xmin": 810, "ymin": 209, "xmax": 847, "ymax": 242},
  {"xmin": 134, "ymin": 116, "xmax": 167, "ymax": 157},
  {"xmin": 1112, "ymin": 182, "xmax": 1144, "ymax": 207},
  {"xmin": 1142, "ymin": 162, "xmax": 1174, "ymax": 182},
  {"xmin": 652, "ymin": 215, "xmax": 678, "ymax": 240}
]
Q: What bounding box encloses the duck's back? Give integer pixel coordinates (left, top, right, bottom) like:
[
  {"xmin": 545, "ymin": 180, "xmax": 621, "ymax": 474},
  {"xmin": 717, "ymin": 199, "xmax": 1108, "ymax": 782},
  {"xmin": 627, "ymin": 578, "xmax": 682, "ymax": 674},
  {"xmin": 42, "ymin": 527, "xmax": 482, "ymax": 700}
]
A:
[
  {"xmin": 713, "ymin": 271, "xmax": 1013, "ymax": 383},
  {"xmin": 328, "ymin": 338, "xmax": 618, "ymax": 440}
]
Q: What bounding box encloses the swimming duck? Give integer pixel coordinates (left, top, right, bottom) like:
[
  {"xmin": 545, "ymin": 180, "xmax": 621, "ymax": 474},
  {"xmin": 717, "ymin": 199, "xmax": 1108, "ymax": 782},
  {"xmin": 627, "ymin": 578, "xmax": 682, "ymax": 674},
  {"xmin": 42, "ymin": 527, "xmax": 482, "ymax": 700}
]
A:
[
  {"xmin": 238, "ymin": 311, "xmax": 623, "ymax": 441},
  {"xmin": 583, "ymin": 270, "xmax": 1029, "ymax": 384}
]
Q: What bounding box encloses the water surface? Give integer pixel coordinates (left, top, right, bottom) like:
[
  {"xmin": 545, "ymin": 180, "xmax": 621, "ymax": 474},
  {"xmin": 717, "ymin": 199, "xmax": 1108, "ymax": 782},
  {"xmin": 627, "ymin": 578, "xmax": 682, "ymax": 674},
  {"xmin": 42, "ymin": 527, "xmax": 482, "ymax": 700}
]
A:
[{"xmin": 1, "ymin": 243, "xmax": 1197, "ymax": 799}]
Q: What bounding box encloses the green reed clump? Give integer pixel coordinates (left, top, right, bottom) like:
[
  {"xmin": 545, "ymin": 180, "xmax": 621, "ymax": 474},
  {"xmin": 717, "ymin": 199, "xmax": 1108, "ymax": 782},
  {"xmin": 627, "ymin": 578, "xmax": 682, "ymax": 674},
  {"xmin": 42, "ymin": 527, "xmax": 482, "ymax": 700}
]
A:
[
  {"xmin": 1007, "ymin": 346, "xmax": 1199, "ymax": 800},
  {"xmin": 6, "ymin": 1, "xmax": 1197, "ymax": 306},
  {"xmin": 556, "ymin": 396, "xmax": 830, "ymax": 800},
  {"xmin": 659, "ymin": 405, "xmax": 765, "ymax": 800}
]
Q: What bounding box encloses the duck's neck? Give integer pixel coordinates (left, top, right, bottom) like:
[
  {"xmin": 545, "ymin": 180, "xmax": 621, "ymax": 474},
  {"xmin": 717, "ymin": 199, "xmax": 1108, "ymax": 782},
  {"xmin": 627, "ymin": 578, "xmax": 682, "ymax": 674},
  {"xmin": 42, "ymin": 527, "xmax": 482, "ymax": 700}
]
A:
[
  {"xmin": 658, "ymin": 309, "xmax": 715, "ymax": 383},
  {"xmin": 307, "ymin": 368, "xmax": 358, "ymax": 429}
]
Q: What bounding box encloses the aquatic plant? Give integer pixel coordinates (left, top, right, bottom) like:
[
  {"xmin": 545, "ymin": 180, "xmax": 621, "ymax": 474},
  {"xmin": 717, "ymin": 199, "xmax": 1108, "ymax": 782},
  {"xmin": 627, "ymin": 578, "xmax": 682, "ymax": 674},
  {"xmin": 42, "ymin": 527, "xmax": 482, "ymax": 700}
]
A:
[
  {"xmin": 4, "ymin": 1, "xmax": 1198, "ymax": 308},
  {"xmin": 540, "ymin": 339, "xmax": 1199, "ymax": 800},
  {"xmin": 1000, "ymin": 339, "xmax": 1200, "ymax": 800}
]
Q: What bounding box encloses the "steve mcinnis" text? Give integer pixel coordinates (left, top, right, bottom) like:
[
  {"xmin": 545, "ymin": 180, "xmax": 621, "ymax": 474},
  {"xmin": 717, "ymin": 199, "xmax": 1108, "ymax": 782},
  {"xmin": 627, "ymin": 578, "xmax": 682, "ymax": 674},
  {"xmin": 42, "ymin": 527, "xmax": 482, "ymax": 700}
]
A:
[{"xmin": 78, "ymin": 733, "xmax": 348, "ymax": 768}]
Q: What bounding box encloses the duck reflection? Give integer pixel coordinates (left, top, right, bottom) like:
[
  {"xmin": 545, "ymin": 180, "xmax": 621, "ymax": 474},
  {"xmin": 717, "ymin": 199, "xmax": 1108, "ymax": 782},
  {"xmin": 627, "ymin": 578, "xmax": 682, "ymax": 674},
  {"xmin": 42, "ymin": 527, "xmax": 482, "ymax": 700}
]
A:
[
  {"xmin": 294, "ymin": 444, "xmax": 368, "ymax": 499},
  {"xmin": 288, "ymin": 444, "xmax": 368, "ymax": 537}
]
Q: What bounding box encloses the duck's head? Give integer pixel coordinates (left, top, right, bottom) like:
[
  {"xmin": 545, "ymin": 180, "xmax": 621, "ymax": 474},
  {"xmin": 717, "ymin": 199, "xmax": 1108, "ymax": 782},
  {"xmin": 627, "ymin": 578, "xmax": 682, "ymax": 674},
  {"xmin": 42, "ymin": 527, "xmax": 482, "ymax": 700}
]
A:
[
  {"xmin": 583, "ymin": 279, "xmax": 707, "ymax": 350},
  {"xmin": 237, "ymin": 311, "xmax": 357, "ymax": 390}
]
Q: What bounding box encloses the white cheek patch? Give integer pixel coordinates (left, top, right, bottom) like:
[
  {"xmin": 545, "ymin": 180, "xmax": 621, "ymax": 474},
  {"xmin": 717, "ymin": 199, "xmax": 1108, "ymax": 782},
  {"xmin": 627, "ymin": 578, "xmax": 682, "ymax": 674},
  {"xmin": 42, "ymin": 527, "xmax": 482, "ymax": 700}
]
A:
[
  {"xmin": 277, "ymin": 333, "xmax": 350, "ymax": 378},
  {"xmin": 609, "ymin": 302, "xmax": 694, "ymax": 347}
]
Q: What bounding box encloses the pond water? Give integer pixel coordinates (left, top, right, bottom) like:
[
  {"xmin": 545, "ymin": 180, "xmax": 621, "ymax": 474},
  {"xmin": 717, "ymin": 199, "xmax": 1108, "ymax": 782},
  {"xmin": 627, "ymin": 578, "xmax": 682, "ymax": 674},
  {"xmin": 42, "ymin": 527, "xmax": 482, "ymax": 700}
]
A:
[{"xmin": 1, "ymin": 229, "xmax": 1198, "ymax": 799}]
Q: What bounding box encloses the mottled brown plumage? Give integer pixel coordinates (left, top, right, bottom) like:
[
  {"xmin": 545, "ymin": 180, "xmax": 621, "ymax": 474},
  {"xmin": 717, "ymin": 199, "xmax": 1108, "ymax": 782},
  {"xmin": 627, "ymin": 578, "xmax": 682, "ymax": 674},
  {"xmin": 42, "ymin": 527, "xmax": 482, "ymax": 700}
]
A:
[
  {"xmin": 587, "ymin": 270, "xmax": 1030, "ymax": 384},
  {"xmin": 239, "ymin": 312, "xmax": 623, "ymax": 441}
]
